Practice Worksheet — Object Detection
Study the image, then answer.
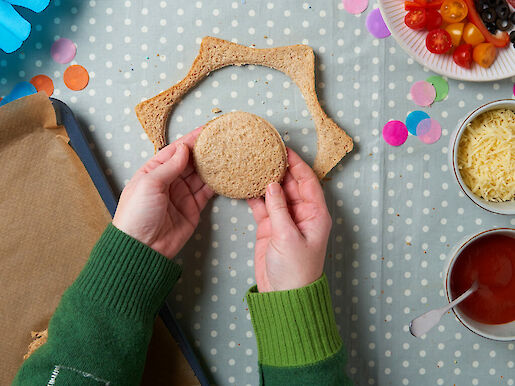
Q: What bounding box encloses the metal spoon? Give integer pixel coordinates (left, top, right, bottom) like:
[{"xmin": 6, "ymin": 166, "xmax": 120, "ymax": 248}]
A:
[{"xmin": 409, "ymin": 281, "xmax": 479, "ymax": 338}]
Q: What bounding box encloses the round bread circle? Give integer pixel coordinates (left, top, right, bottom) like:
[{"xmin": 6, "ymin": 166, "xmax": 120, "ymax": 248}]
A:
[{"xmin": 193, "ymin": 111, "xmax": 288, "ymax": 199}]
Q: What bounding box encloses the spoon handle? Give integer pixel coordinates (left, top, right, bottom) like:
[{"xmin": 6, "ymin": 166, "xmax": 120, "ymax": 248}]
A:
[
  {"xmin": 409, "ymin": 281, "xmax": 478, "ymax": 338},
  {"xmin": 442, "ymin": 281, "xmax": 478, "ymax": 314}
]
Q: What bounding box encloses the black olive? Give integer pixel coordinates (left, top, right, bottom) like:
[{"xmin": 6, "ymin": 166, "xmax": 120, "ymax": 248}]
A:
[
  {"xmin": 481, "ymin": 8, "xmax": 497, "ymax": 23},
  {"xmin": 496, "ymin": 18, "xmax": 512, "ymax": 30},
  {"xmin": 510, "ymin": 30, "xmax": 515, "ymax": 43},
  {"xmin": 495, "ymin": 4, "xmax": 510, "ymax": 19},
  {"xmin": 487, "ymin": 23, "xmax": 498, "ymax": 33},
  {"xmin": 487, "ymin": 0, "xmax": 497, "ymax": 6},
  {"xmin": 478, "ymin": 0, "xmax": 491, "ymax": 10},
  {"xmin": 511, "ymin": 12, "xmax": 515, "ymax": 25}
]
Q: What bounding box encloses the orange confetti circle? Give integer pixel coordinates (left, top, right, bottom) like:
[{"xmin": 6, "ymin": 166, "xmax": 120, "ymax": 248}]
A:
[
  {"xmin": 63, "ymin": 65, "xmax": 89, "ymax": 91},
  {"xmin": 30, "ymin": 74, "xmax": 54, "ymax": 97}
]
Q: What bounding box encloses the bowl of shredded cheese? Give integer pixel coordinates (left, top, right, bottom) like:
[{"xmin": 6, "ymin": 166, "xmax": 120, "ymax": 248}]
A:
[{"xmin": 450, "ymin": 100, "xmax": 515, "ymax": 215}]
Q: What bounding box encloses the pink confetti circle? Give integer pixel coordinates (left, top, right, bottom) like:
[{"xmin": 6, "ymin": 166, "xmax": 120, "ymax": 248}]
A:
[
  {"xmin": 416, "ymin": 118, "xmax": 442, "ymax": 144},
  {"xmin": 366, "ymin": 8, "xmax": 391, "ymax": 39},
  {"xmin": 343, "ymin": 0, "xmax": 368, "ymax": 15},
  {"xmin": 383, "ymin": 120, "xmax": 408, "ymax": 146},
  {"xmin": 513, "ymin": 83, "xmax": 515, "ymax": 97},
  {"xmin": 410, "ymin": 81, "xmax": 436, "ymax": 107},
  {"xmin": 51, "ymin": 38, "xmax": 77, "ymax": 64}
]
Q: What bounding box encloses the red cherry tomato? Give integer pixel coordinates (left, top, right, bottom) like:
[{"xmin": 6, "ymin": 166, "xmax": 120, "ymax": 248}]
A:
[
  {"xmin": 405, "ymin": 0, "xmax": 444, "ymax": 10},
  {"xmin": 425, "ymin": 0, "xmax": 444, "ymax": 7},
  {"xmin": 425, "ymin": 9, "xmax": 443, "ymax": 30},
  {"xmin": 405, "ymin": 1, "xmax": 425, "ymax": 10},
  {"xmin": 453, "ymin": 43, "xmax": 473, "ymax": 68},
  {"xmin": 405, "ymin": 9, "xmax": 427, "ymax": 30},
  {"xmin": 426, "ymin": 28, "xmax": 453, "ymax": 54}
]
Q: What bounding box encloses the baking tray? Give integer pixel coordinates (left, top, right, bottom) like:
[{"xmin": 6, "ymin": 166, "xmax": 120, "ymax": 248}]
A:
[{"xmin": 50, "ymin": 98, "xmax": 209, "ymax": 386}]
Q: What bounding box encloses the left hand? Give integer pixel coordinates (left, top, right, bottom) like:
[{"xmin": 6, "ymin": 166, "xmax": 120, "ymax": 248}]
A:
[{"xmin": 112, "ymin": 127, "xmax": 214, "ymax": 259}]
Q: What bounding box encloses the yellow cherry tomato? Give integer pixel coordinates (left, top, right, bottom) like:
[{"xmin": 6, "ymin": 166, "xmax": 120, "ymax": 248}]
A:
[
  {"xmin": 445, "ymin": 22, "xmax": 465, "ymax": 47},
  {"xmin": 463, "ymin": 22, "xmax": 485, "ymax": 46},
  {"xmin": 473, "ymin": 43, "xmax": 496, "ymax": 68},
  {"xmin": 440, "ymin": 0, "xmax": 468, "ymax": 23}
]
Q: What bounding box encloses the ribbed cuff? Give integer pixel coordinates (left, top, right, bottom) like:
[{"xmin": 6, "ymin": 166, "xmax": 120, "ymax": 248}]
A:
[
  {"xmin": 71, "ymin": 224, "xmax": 182, "ymax": 322},
  {"xmin": 246, "ymin": 274, "xmax": 342, "ymax": 367}
]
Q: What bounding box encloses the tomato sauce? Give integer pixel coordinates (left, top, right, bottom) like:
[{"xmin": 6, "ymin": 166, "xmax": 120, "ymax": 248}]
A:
[{"xmin": 450, "ymin": 233, "xmax": 515, "ymax": 325}]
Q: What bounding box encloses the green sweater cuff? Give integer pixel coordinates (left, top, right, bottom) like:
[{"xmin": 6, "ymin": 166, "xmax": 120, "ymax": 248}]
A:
[
  {"xmin": 246, "ymin": 274, "xmax": 342, "ymax": 367},
  {"xmin": 71, "ymin": 224, "xmax": 182, "ymax": 322}
]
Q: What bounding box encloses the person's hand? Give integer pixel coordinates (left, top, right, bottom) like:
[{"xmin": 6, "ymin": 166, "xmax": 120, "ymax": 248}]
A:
[
  {"xmin": 112, "ymin": 127, "xmax": 214, "ymax": 259},
  {"xmin": 247, "ymin": 149, "xmax": 332, "ymax": 292}
]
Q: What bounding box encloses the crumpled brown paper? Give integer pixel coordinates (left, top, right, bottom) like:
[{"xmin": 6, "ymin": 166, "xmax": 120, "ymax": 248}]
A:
[{"xmin": 0, "ymin": 93, "xmax": 199, "ymax": 385}]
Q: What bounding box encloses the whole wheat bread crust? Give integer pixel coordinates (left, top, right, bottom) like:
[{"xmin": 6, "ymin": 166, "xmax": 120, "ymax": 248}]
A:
[{"xmin": 135, "ymin": 36, "xmax": 353, "ymax": 179}]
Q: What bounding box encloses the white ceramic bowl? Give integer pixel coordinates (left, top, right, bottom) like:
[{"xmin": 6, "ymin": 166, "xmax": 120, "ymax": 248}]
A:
[
  {"xmin": 445, "ymin": 228, "xmax": 515, "ymax": 341},
  {"xmin": 449, "ymin": 99, "xmax": 515, "ymax": 215},
  {"xmin": 378, "ymin": 0, "xmax": 515, "ymax": 81}
]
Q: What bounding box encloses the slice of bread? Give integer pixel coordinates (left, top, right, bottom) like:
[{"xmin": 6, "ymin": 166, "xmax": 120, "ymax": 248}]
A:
[
  {"xmin": 193, "ymin": 111, "xmax": 287, "ymax": 199},
  {"xmin": 135, "ymin": 36, "xmax": 352, "ymax": 179}
]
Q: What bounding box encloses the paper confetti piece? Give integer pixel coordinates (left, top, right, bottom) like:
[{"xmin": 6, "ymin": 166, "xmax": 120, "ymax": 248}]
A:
[
  {"xmin": 426, "ymin": 75, "xmax": 448, "ymax": 102},
  {"xmin": 406, "ymin": 110, "xmax": 430, "ymax": 136},
  {"xmin": 51, "ymin": 38, "xmax": 76, "ymax": 64},
  {"xmin": 383, "ymin": 120, "xmax": 408, "ymax": 146},
  {"xmin": 0, "ymin": 81, "xmax": 37, "ymax": 106},
  {"xmin": 513, "ymin": 83, "xmax": 514, "ymax": 97},
  {"xmin": 366, "ymin": 8, "xmax": 391, "ymax": 39},
  {"xmin": 10, "ymin": 0, "xmax": 50, "ymax": 13},
  {"xmin": 30, "ymin": 74, "xmax": 54, "ymax": 97},
  {"xmin": 343, "ymin": 0, "xmax": 368, "ymax": 14},
  {"xmin": 416, "ymin": 118, "xmax": 442, "ymax": 144},
  {"xmin": 63, "ymin": 65, "xmax": 89, "ymax": 91},
  {"xmin": 410, "ymin": 81, "xmax": 436, "ymax": 107}
]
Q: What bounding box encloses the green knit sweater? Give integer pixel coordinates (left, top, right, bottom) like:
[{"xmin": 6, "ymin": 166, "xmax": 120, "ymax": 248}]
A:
[{"xmin": 13, "ymin": 224, "xmax": 350, "ymax": 385}]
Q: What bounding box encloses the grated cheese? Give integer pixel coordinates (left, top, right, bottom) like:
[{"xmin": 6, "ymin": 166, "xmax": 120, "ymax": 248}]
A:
[{"xmin": 457, "ymin": 108, "xmax": 515, "ymax": 203}]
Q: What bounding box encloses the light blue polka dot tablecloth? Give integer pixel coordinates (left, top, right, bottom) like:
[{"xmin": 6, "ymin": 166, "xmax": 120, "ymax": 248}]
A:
[{"xmin": 2, "ymin": 1, "xmax": 514, "ymax": 385}]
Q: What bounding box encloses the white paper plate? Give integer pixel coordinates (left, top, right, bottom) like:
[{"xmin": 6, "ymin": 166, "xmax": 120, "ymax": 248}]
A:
[{"xmin": 378, "ymin": 0, "xmax": 515, "ymax": 81}]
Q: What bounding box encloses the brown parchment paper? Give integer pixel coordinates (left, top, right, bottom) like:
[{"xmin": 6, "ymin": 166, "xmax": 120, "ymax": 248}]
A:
[{"xmin": 0, "ymin": 93, "xmax": 199, "ymax": 385}]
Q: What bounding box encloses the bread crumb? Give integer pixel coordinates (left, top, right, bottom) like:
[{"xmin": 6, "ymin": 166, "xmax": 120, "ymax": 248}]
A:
[
  {"xmin": 23, "ymin": 329, "xmax": 48, "ymax": 360},
  {"xmin": 212, "ymin": 107, "xmax": 222, "ymax": 113}
]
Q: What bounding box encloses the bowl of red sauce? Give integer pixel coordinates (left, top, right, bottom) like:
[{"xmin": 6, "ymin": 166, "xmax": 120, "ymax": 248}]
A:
[{"xmin": 446, "ymin": 228, "xmax": 515, "ymax": 341}]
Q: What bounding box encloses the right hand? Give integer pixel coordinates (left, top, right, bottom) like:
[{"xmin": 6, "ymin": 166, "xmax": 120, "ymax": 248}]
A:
[
  {"xmin": 247, "ymin": 149, "xmax": 332, "ymax": 293},
  {"xmin": 112, "ymin": 127, "xmax": 214, "ymax": 260}
]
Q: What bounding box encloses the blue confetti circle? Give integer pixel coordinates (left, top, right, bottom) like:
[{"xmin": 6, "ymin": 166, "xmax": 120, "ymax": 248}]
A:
[{"xmin": 406, "ymin": 110, "xmax": 430, "ymax": 136}]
